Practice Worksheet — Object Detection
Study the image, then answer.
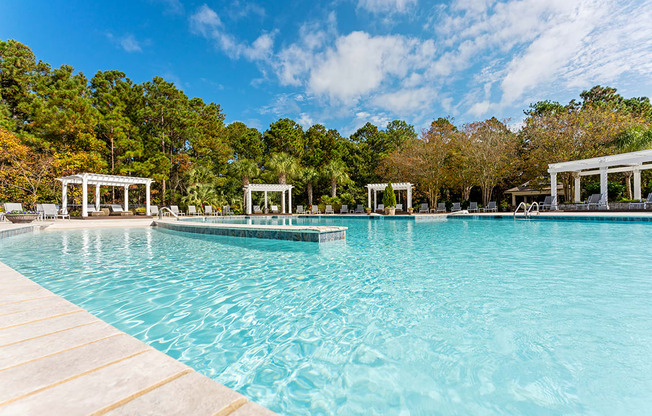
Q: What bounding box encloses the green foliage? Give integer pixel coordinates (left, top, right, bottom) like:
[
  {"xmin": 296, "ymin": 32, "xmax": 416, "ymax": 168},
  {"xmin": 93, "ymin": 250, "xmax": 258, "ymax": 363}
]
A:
[{"xmin": 382, "ymin": 182, "xmax": 397, "ymax": 208}]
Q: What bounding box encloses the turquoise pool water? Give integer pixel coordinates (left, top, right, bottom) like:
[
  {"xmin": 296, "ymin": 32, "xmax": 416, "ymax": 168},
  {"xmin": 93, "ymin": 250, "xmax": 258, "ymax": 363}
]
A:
[{"xmin": 1, "ymin": 218, "xmax": 651, "ymax": 415}]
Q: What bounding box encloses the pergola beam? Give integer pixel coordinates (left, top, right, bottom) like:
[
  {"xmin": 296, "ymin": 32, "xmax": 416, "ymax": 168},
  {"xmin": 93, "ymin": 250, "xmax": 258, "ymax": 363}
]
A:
[{"xmin": 243, "ymin": 184, "xmax": 294, "ymax": 215}]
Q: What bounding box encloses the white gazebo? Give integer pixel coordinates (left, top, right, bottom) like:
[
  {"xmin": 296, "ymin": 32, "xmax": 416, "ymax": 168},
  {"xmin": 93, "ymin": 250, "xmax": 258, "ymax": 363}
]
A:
[
  {"xmin": 57, "ymin": 173, "xmax": 155, "ymax": 217},
  {"xmin": 548, "ymin": 149, "xmax": 652, "ymax": 210},
  {"xmin": 365, "ymin": 183, "xmax": 413, "ymax": 211},
  {"xmin": 244, "ymin": 184, "xmax": 294, "ymax": 215}
]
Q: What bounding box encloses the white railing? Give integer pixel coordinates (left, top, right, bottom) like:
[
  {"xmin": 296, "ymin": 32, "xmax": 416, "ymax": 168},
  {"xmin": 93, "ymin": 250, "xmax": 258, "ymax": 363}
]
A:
[
  {"xmin": 159, "ymin": 207, "xmax": 178, "ymax": 220},
  {"xmin": 514, "ymin": 202, "xmax": 540, "ymax": 219}
]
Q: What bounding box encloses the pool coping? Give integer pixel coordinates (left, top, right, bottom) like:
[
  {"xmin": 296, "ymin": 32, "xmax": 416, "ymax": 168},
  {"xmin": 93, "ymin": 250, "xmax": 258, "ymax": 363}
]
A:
[
  {"xmin": 158, "ymin": 218, "xmax": 347, "ymax": 243},
  {"xmin": 0, "ymin": 260, "xmax": 276, "ymax": 416}
]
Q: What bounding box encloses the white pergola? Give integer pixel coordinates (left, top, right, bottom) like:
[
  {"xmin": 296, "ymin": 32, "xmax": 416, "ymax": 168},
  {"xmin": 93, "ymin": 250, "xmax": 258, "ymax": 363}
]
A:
[
  {"xmin": 548, "ymin": 149, "xmax": 652, "ymax": 210},
  {"xmin": 244, "ymin": 184, "xmax": 294, "ymax": 215},
  {"xmin": 56, "ymin": 173, "xmax": 155, "ymax": 217},
  {"xmin": 365, "ymin": 183, "xmax": 413, "ymax": 210}
]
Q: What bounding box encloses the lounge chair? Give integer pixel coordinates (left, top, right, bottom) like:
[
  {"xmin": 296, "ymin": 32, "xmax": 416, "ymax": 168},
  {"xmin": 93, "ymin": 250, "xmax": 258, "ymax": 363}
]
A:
[
  {"xmin": 436, "ymin": 202, "xmax": 446, "ymax": 213},
  {"xmin": 376, "ymin": 204, "xmax": 385, "ymax": 213},
  {"xmin": 270, "ymin": 205, "xmax": 279, "ymax": 214},
  {"xmin": 451, "ymin": 202, "xmax": 462, "ymax": 212},
  {"xmin": 203, "ymin": 205, "xmax": 218, "ymax": 216},
  {"xmin": 340, "ymin": 204, "xmax": 348, "ymax": 214},
  {"xmin": 151, "ymin": 205, "xmax": 159, "ymax": 216},
  {"xmin": 110, "ymin": 204, "xmax": 133, "ymax": 216},
  {"xmin": 188, "ymin": 205, "xmax": 201, "ymax": 215},
  {"xmin": 629, "ymin": 193, "xmax": 652, "ymax": 210},
  {"xmin": 36, "ymin": 204, "xmax": 44, "ymax": 221},
  {"xmin": 253, "ymin": 205, "xmax": 262, "ymax": 214},
  {"xmin": 325, "ymin": 205, "xmax": 334, "ymax": 214},
  {"xmin": 296, "ymin": 205, "xmax": 305, "ymax": 214},
  {"xmin": 468, "ymin": 202, "xmax": 478, "ymax": 213},
  {"xmin": 170, "ymin": 205, "xmax": 185, "ymax": 216},
  {"xmin": 540, "ymin": 196, "xmax": 554, "ymax": 211},
  {"xmin": 577, "ymin": 194, "xmax": 602, "ymax": 210},
  {"xmin": 4, "ymin": 203, "xmax": 23, "ymax": 213},
  {"xmin": 43, "ymin": 203, "xmax": 69, "ymax": 220},
  {"xmin": 223, "ymin": 206, "xmax": 233, "ymax": 215},
  {"xmin": 355, "ymin": 204, "xmax": 364, "ymax": 214},
  {"xmin": 395, "ymin": 204, "xmax": 403, "ymax": 211},
  {"xmin": 311, "ymin": 205, "xmax": 320, "ymax": 214},
  {"xmin": 484, "ymin": 201, "xmax": 498, "ymax": 212},
  {"xmin": 419, "ymin": 203, "xmax": 429, "ymax": 213}
]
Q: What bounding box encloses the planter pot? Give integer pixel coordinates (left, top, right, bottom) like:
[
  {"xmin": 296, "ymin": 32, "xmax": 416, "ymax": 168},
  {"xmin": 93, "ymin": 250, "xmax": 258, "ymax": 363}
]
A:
[
  {"xmin": 385, "ymin": 207, "xmax": 396, "ymax": 216},
  {"xmin": 5, "ymin": 214, "xmax": 38, "ymax": 224},
  {"xmin": 407, "ymin": 208, "xmax": 414, "ymax": 215},
  {"xmin": 365, "ymin": 209, "xmax": 372, "ymax": 214}
]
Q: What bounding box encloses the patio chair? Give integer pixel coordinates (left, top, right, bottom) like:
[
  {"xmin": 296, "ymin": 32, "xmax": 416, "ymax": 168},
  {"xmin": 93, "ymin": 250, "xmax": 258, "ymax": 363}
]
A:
[
  {"xmin": 223, "ymin": 206, "xmax": 233, "ymax": 215},
  {"xmin": 188, "ymin": 205, "xmax": 201, "ymax": 215},
  {"xmin": 468, "ymin": 202, "xmax": 479, "ymax": 213},
  {"xmin": 340, "ymin": 204, "xmax": 348, "ymax": 214},
  {"xmin": 540, "ymin": 196, "xmax": 554, "ymax": 211},
  {"xmin": 4, "ymin": 203, "xmax": 23, "ymax": 213},
  {"xmin": 355, "ymin": 204, "xmax": 364, "ymax": 214},
  {"xmin": 296, "ymin": 205, "xmax": 305, "ymax": 214},
  {"xmin": 484, "ymin": 201, "xmax": 498, "ymax": 212},
  {"xmin": 325, "ymin": 205, "xmax": 334, "ymax": 214},
  {"xmin": 419, "ymin": 203, "xmax": 429, "ymax": 213},
  {"xmin": 577, "ymin": 194, "xmax": 602, "ymax": 210},
  {"xmin": 376, "ymin": 204, "xmax": 385, "ymax": 213},
  {"xmin": 150, "ymin": 205, "xmax": 159, "ymax": 216},
  {"xmin": 271, "ymin": 205, "xmax": 279, "ymax": 214},
  {"xmin": 451, "ymin": 202, "xmax": 462, "ymax": 212},
  {"xmin": 253, "ymin": 205, "xmax": 262, "ymax": 214},
  {"xmin": 110, "ymin": 204, "xmax": 133, "ymax": 216},
  {"xmin": 203, "ymin": 205, "xmax": 218, "ymax": 216},
  {"xmin": 311, "ymin": 205, "xmax": 320, "ymax": 214},
  {"xmin": 43, "ymin": 203, "xmax": 69, "ymax": 220},
  {"xmin": 396, "ymin": 204, "xmax": 403, "ymax": 211},
  {"xmin": 436, "ymin": 202, "xmax": 446, "ymax": 213},
  {"xmin": 629, "ymin": 193, "xmax": 652, "ymax": 210},
  {"xmin": 170, "ymin": 205, "xmax": 185, "ymax": 216},
  {"xmin": 36, "ymin": 204, "xmax": 45, "ymax": 221}
]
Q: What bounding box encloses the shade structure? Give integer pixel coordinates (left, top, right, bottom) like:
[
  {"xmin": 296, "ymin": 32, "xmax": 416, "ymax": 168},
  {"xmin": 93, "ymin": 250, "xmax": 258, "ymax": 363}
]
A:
[
  {"xmin": 56, "ymin": 173, "xmax": 155, "ymax": 217},
  {"xmin": 365, "ymin": 183, "xmax": 413, "ymax": 211},
  {"xmin": 243, "ymin": 183, "xmax": 294, "ymax": 215},
  {"xmin": 547, "ymin": 149, "xmax": 652, "ymax": 209}
]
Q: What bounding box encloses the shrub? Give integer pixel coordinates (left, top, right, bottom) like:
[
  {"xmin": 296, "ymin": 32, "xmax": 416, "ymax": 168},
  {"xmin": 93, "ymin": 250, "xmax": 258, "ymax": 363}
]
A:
[{"xmin": 382, "ymin": 182, "xmax": 396, "ymax": 208}]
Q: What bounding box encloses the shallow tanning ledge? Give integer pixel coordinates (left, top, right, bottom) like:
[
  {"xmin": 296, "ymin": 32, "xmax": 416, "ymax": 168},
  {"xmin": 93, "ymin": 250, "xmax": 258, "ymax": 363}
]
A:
[{"xmin": 154, "ymin": 219, "xmax": 346, "ymax": 243}]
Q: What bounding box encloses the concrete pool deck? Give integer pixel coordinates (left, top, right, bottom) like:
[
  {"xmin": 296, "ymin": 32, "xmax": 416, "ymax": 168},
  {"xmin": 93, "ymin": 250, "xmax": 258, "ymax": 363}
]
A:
[{"xmin": 0, "ymin": 260, "xmax": 275, "ymax": 416}]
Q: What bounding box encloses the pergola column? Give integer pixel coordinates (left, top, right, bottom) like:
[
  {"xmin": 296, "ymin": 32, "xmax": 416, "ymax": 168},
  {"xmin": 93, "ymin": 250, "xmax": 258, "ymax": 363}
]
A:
[
  {"xmin": 573, "ymin": 172, "xmax": 581, "ymax": 203},
  {"xmin": 288, "ymin": 188, "xmax": 292, "ymax": 214},
  {"xmin": 61, "ymin": 181, "xmax": 68, "ymax": 214},
  {"xmin": 407, "ymin": 185, "xmax": 412, "ymax": 209},
  {"xmin": 281, "ymin": 190, "xmax": 286, "ymax": 214},
  {"xmin": 550, "ymin": 172, "xmax": 557, "ymax": 210},
  {"xmin": 146, "ymin": 181, "xmax": 151, "ymax": 216},
  {"xmin": 81, "ymin": 175, "xmax": 88, "ymax": 217},
  {"xmin": 264, "ymin": 191, "xmax": 268, "ymax": 211},
  {"xmin": 247, "ymin": 188, "xmax": 252, "ymax": 215},
  {"xmin": 124, "ymin": 185, "xmax": 129, "ymax": 212},
  {"xmin": 367, "ymin": 187, "xmax": 371, "ymax": 210},
  {"xmin": 599, "ymin": 167, "xmax": 608, "ymax": 209},
  {"xmin": 633, "ymin": 168, "xmax": 642, "ymax": 200},
  {"xmin": 374, "ymin": 191, "xmax": 377, "ymax": 211},
  {"xmin": 95, "ymin": 184, "xmax": 101, "ymax": 211}
]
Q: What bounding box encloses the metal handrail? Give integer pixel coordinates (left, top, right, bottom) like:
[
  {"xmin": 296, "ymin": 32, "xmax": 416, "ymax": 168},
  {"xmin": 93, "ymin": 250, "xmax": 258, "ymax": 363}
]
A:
[
  {"xmin": 513, "ymin": 202, "xmax": 527, "ymax": 218},
  {"xmin": 514, "ymin": 201, "xmax": 540, "ymax": 219},
  {"xmin": 527, "ymin": 202, "xmax": 540, "ymax": 216},
  {"xmin": 158, "ymin": 207, "xmax": 178, "ymax": 220}
]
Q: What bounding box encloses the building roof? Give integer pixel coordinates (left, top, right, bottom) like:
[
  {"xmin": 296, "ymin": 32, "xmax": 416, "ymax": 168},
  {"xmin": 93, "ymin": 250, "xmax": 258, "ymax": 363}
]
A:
[{"xmin": 505, "ymin": 181, "xmax": 563, "ymax": 194}]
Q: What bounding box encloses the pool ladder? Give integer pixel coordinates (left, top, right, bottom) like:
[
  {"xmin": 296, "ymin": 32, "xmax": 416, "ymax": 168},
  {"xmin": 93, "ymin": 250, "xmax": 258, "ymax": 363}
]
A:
[
  {"xmin": 513, "ymin": 202, "xmax": 540, "ymax": 219},
  {"xmin": 159, "ymin": 207, "xmax": 179, "ymax": 220}
]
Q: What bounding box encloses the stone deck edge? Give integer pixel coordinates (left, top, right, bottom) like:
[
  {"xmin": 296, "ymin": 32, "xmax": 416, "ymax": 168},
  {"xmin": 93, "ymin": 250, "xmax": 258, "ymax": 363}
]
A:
[{"xmin": 0, "ymin": 260, "xmax": 276, "ymax": 416}]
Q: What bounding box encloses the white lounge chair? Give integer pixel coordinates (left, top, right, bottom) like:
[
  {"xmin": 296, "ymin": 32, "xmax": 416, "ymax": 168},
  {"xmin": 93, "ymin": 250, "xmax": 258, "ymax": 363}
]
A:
[
  {"xmin": 468, "ymin": 202, "xmax": 478, "ymax": 212},
  {"xmin": 110, "ymin": 204, "xmax": 133, "ymax": 215},
  {"xmin": 222, "ymin": 206, "xmax": 233, "ymax": 215},
  {"xmin": 204, "ymin": 205, "xmax": 218, "ymax": 216},
  {"xmin": 451, "ymin": 202, "xmax": 462, "ymax": 212},
  {"xmin": 311, "ymin": 205, "xmax": 320, "ymax": 214},
  {"xmin": 188, "ymin": 205, "xmax": 201, "ymax": 215},
  {"xmin": 43, "ymin": 203, "xmax": 69, "ymax": 220},
  {"xmin": 484, "ymin": 201, "xmax": 498, "ymax": 212},
  {"xmin": 151, "ymin": 205, "xmax": 159, "ymax": 216},
  {"xmin": 629, "ymin": 193, "xmax": 652, "ymax": 210},
  {"xmin": 296, "ymin": 205, "xmax": 304, "ymax": 214},
  {"xmin": 395, "ymin": 204, "xmax": 403, "ymax": 211},
  {"xmin": 36, "ymin": 204, "xmax": 44, "ymax": 221},
  {"xmin": 170, "ymin": 205, "xmax": 185, "ymax": 216},
  {"xmin": 540, "ymin": 196, "xmax": 554, "ymax": 211},
  {"xmin": 4, "ymin": 203, "xmax": 23, "ymax": 213},
  {"xmin": 376, "ymin": 204, "xmax": 384, "ymax": 213},
  {"xmin": 355, "ymin": 204, "xmax": 364, "ymax": 214},
  {"xmin": 325, "ymin": 205, "xmax": 334, "ymax": 214},
  {"xmin": 577, "ymin": 194, "xmax": 602, "ymax": 210},
  {"xmin": 436, "ymin": 202, "xmax": 446, "ymax": 213},
  {"xmin": 270, "ymin": 205, "xmax": 279, "ymax": 214},
  {"xmin": 340, "ymin": 204, "xmax": 348, "ymax": 214},
  {"xmin": 419, "ymin": 203, "xmax": 429, "ymax": 213}
]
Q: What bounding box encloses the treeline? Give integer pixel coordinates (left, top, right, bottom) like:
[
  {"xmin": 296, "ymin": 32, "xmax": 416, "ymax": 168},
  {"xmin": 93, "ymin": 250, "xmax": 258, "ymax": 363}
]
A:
[{"xmin": 1, "ymin": 39, "xmax": 652, "ymax": 212}]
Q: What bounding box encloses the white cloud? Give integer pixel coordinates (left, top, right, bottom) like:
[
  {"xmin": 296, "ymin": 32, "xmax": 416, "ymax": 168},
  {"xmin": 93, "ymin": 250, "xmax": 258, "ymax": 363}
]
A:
[
  {"xmin": 106, "ymin": 33, "xmax": 144, "ymax": 53},
  {"xmin": 357, "ymin": 0, "xmax": 418, "ymax": 14},
  {"xmin": 371, "ymin": 87, "xmax": 436, "ymax": 112},
  {"xmin": 189, "ymin": 4, "xmax": 274, "ymax": 61}
]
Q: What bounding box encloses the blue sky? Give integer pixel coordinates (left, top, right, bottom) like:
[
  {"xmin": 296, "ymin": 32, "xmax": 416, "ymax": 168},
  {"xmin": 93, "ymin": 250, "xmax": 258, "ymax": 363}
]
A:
[{"xmin": 2, "ymin": 0, "xmax": 651, "ymax": 135}]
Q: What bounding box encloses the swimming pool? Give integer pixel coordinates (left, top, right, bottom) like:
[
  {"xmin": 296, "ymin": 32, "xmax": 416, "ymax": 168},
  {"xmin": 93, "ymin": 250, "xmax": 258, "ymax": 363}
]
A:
[{"xmin": 1, "ymin": 217, "xmax": 651, "ymax": 415}]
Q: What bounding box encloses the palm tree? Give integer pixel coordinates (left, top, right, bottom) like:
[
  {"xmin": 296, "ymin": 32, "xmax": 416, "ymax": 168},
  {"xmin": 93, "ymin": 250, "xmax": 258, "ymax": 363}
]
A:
[
  {"xmin": 614, "ymin": 126, "xmax": 652, "ymax": 198},
  {"xmin": 181, "ymin": 183, "xmax": 223, "ymax": 209},
  {"xmin": 299, "ymin": 167, "xmax": 320, "ymax": 206},
  {"xmin": 268, "ymin": 152, "xmax": 299, "ymax": 184},
  {"xmin": 323, "ymin": 159, "xmax": 350, "ymax": 197},
  {"xmin": 230, "ymin": 159, "xmax": 259, "ymax": 188}
]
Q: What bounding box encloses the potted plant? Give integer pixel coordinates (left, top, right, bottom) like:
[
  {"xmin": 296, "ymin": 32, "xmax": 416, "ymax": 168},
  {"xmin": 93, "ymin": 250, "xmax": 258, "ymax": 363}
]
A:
[
  {"xmin": 407, "ymin": 206, "xmax": 414, "ymax": 215},
  {"xmin": 383, "ymin": 182, "xmax": 397, "ymax": 215},
  {"xmin": 5, "ymin": 210, "xmax": 39, "ymax": 223},
  {"xmin": 365, "ymin": 206, "xmax": 372, "ymax": 214}
]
